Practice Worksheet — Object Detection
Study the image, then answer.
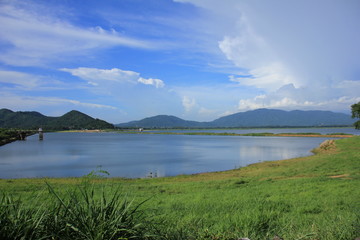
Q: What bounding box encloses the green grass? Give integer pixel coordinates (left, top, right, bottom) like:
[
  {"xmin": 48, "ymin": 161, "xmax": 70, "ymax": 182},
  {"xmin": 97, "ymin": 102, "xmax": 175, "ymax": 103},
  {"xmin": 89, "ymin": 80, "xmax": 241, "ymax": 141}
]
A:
[
  {"xmin": 0, "ymin": 183, "xmax": 156, "ymax": 240},
  {"xmin": 0, "ymin": 136, "xmax": 359, "ymax": 239}
]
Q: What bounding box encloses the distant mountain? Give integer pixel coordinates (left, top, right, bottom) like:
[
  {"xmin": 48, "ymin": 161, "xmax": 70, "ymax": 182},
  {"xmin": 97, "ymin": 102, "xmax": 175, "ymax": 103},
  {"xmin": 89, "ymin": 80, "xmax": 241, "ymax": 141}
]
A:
[
  {"xmin": 0, "ymin": 109, "xmax": 114, "ymax": 130},
  {"xmin": 116, "ymin": 109, "xmax": 354, "ymax": 128},
  {"xmin": 116, "ymin": 115, "xmax": 207, "ymax": 128},
  {"xmin": 210, "ymin": 109, "xmax": 354, "ymax": 127}
]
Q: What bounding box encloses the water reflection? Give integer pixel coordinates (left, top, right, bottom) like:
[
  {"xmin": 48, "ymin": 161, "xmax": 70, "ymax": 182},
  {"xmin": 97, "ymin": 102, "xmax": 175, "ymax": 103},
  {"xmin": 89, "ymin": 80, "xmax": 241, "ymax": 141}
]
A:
[
  {"xmin": 237, "ymin": 139, "xmax": 302, "ymax": 167},
  {"xmin": 0, "ymin": 132, "xmax": 335, "ymax": 179}
]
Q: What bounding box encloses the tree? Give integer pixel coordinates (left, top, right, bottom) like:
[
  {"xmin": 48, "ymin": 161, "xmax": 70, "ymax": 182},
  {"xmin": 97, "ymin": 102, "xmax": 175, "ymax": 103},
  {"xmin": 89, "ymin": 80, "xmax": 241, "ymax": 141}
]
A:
[{"xmin": 351, "ymin": 102, "xmax": 360, "ymax": 129}]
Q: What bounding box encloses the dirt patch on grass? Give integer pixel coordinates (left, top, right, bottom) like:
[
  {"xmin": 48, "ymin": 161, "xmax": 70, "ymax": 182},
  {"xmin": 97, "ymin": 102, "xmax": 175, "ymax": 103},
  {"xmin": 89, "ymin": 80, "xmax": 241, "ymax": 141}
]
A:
[
  {"xmin": 329, "ymin": 174, "xmax": 351, "ymax": 179},
  {"xmin": 259, "ymin": 174, "xmax": 317, "ymax": 181}
]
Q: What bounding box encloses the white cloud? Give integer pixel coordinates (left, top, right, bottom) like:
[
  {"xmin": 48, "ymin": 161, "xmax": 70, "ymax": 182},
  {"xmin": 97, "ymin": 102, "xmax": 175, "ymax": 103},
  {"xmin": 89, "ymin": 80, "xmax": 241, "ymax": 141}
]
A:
[
  {"xmin": 61, "ymin": 67, "xmax": 165, "ymax": 88},
  {"xmin": 197, "ymin": 0, "xmax": 360, "ymax": 87},
  {"xmin": 0, "ymin": 69, "xmax": 69, "ymax": 91},
  {"xmin": 229, "ymin": 62, "xmax": 296, "ymax": 91},
  {"xmin": 0, "ymin": 92, "xmax": 117, "ymax": 110},
  {"xmin": 177, "ymin": 0, "xmax": 360, "ymax": 113},
  {"xmin": 0, "ymin": 1, "xmax": 153, "ymax": 66},
  {"xmin": 174, "ymin": 83, "xmax": 263, "ymax": 120},
  {"xmin": 239, "ymin": 97, "xmax": 301, "ymax": 111},
  {"xmin": 334, "ymin": 80, "xmax": 360, "ymax": 89},
  {"xmin": 218, "ymin": 18, "xmax": 272, "ymax": 70},
  {"xmin": 216, "ymin": 14, "xmax": 300, "ymax": 91},
  {"xmin": 180, "ymin": 95, "xmax": 219, "ymax": 119},
  {"xmin": 0, "ymin": 70, "xmax": 40, "ymax": 89},
  {"xmin": 61, "ymin": 68, "xmax": 140, "ymax": 85},
  {"xmin": 237, "ymin": 83, "xmax": 360, "ymax": 113},
  {"xmin": 138, "ymin": 77, "xmax": 165, "ymax": 88},
  {"xmin": 58, "ymin": 67, "xmax": 175, "ymax": 122},
  {"xmin": 182, "ymin": 96, "xmax": 197, "ymax": 112}
]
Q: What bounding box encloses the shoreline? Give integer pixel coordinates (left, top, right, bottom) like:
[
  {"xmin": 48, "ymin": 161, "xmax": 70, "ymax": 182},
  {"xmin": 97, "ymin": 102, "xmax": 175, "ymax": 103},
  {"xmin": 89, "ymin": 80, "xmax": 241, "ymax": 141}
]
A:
[{"xmin": 119, "ymin": 130, "xmax": 355, "ymax": 138}]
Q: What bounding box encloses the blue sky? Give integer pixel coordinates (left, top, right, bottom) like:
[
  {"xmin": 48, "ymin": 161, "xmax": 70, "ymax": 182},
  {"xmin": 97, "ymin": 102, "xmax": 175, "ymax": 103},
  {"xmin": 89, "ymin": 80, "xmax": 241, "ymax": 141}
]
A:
[{"xmin": 1, "ymin": 0, "xmax": 359, "ymax": 123}]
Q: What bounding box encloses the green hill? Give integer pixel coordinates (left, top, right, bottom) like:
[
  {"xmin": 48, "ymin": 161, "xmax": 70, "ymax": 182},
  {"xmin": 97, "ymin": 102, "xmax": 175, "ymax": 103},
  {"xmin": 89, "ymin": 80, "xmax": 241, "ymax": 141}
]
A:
[{"xmin": 0, "ymin": 109, "xmax": 114, "ymax": 130}]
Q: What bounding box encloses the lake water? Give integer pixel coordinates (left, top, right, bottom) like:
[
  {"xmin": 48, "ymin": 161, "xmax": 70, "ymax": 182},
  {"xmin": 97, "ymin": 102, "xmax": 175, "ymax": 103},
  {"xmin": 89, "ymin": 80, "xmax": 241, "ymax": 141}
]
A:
[{"xmin": 0, "ymin": 130, "xmax": 345, "ymax": 179}]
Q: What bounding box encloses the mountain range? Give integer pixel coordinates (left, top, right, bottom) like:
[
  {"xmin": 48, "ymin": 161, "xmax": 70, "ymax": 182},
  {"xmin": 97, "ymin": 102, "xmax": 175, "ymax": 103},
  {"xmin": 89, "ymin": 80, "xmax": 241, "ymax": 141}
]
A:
[
  {"xmin": 116, "ymin": 109, "xmax": 355, "ymax": 128},
  {"xmin": 0, "ymin": 108, "xmax": 355, "ymax": 130},
  {"xmin": 0, "ymin": 109, "xmax": 114, "ymax": 130}
]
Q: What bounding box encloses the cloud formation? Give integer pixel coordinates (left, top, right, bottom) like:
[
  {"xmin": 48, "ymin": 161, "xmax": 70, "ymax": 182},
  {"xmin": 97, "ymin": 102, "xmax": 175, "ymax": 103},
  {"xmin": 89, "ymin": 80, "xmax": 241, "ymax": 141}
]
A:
[
  {"xmin": 0, "ymin": 1, "xmax": 152, "ymax": 66},
  {"xmin": 237, "ymin": 83, "xmax": 360, "ymax": 113},
  {"xmin": 60, "ymin": 68, "xmax": 140, "ymax": 85},
  {"xmin": 0, "ymin": 70, "xmax": 40, "ymax": 89},
  {"xmin": 182, "ymin": 96, "xmax": 197, "ymax": 112},
  {"xmin": 138, "ymin": 77, "xmax": 165, "ymax": 88},
  {"xmin": 177, "ymin": 0, "xmax": 360, "ymax": 113},
  {"xmin": 228, "ymin": 62, "xmax": 296, "ymax": 91},
  {"xmin": 61, "ymin": 67, "xmax": 165, "ymax": 88},
  {"xmin": 0, "ymin": 92, "xmax": 117, "ymax": 111}
]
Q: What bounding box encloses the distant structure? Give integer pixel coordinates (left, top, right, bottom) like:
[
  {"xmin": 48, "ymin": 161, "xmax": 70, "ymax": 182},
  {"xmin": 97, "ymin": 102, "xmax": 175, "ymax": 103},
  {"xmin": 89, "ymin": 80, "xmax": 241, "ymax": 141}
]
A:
[
  {"xmin": 147, "ymin": 170, "xmax": 159, "ymax": 178},
  {"xmin": 38, "ymin": 128, "xmax": 43, "ymax": 140},
  {"xmin": 19, "ymin": 131, "xmax": 26, "ymax": 140},
  {"xmin": 139, "ymin": 128, "xmax": 143, "ymax": 132}
]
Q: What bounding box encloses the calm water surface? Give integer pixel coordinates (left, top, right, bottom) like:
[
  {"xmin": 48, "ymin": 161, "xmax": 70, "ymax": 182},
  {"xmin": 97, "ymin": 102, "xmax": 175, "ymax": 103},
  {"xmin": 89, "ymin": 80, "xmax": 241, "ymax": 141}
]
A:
[{"xmin": 0, "ymin": 132, "xmax": 340, "ymax": 179}]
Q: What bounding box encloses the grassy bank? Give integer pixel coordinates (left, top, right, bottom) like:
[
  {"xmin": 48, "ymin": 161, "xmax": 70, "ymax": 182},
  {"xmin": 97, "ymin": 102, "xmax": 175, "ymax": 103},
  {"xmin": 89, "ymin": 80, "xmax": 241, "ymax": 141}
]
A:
[{"xmin": 0, "ymin": 137, "xmax": 359, "ymax": 239}]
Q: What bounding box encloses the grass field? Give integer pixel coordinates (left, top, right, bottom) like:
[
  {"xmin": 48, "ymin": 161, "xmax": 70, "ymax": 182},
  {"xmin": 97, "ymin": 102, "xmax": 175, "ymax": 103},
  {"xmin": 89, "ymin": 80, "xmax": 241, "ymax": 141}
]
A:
[{"xmin": 0, "ymin": 136, "xmax": 359, "ymax": 239}]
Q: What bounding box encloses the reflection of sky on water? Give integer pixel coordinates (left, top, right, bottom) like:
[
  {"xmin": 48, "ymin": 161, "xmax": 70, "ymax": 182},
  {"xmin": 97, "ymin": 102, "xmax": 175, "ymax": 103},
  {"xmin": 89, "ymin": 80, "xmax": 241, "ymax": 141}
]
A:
[
  {"xmin": 237, "ymin": 138, "xmax": 306, "ymax": 167},
  {"xmin": 0, "ymin": 132, "xmax": 335, "ymax": 179}
]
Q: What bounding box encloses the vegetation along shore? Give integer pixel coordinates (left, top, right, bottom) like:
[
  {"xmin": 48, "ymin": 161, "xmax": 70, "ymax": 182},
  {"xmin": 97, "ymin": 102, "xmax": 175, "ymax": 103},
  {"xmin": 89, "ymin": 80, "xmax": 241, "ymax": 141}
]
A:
[
  {"xmin": 0, "ymin": 136, "xmax": 359, "ymax": 239},
  {"xmin": 120, "ymin": 130, "xmax": 355, "ymax": 138},
  {"xmin": 0, "ymin": 128, "xmax": 36, "ymax": 146}
]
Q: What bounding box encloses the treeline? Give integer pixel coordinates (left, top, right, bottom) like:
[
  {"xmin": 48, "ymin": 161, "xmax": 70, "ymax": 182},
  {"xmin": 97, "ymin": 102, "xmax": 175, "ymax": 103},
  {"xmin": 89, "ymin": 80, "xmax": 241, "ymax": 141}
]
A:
[{"xmin": 0, "ymin": 128, "xmax": 35, "ymax": 146}]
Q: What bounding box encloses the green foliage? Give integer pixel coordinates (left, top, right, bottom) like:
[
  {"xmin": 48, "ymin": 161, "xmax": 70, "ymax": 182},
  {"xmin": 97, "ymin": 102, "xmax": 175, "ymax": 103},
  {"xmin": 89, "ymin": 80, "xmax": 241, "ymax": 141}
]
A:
[
  {"xmin": 80, "ymin": 166, "xmax": 111, "ymax": 187},
  {"xmin": 0, "ymin": 193, "xmax": 47, "ymax": 240},
  {"xmin": 351, "ymin": 101, "xmax": 360, "ymax": 129},
  {"xmin": 242, "ymin": 132, "xmax": 273, "ymax": 136},
  {"xmin": 0, "ymin": 128, "xmax": 18, "ymax": 142},
  {"xmin": 0, "ymin": 128, "xmax": 35, "ymax": 146},
  {"xmin": 351, "ymin": 102, "xmax": 360, "ymax": 118},
  {"xmin": 0, "ymin": 183, "xmax": 155, "ymax": 240},
  {"xmin": 82, "ymin": 166, "xmax": 110, "ymax": 179},
  {"xmin": 326, "ymin": 132, "xmax": 352, "ymax": 135}
]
